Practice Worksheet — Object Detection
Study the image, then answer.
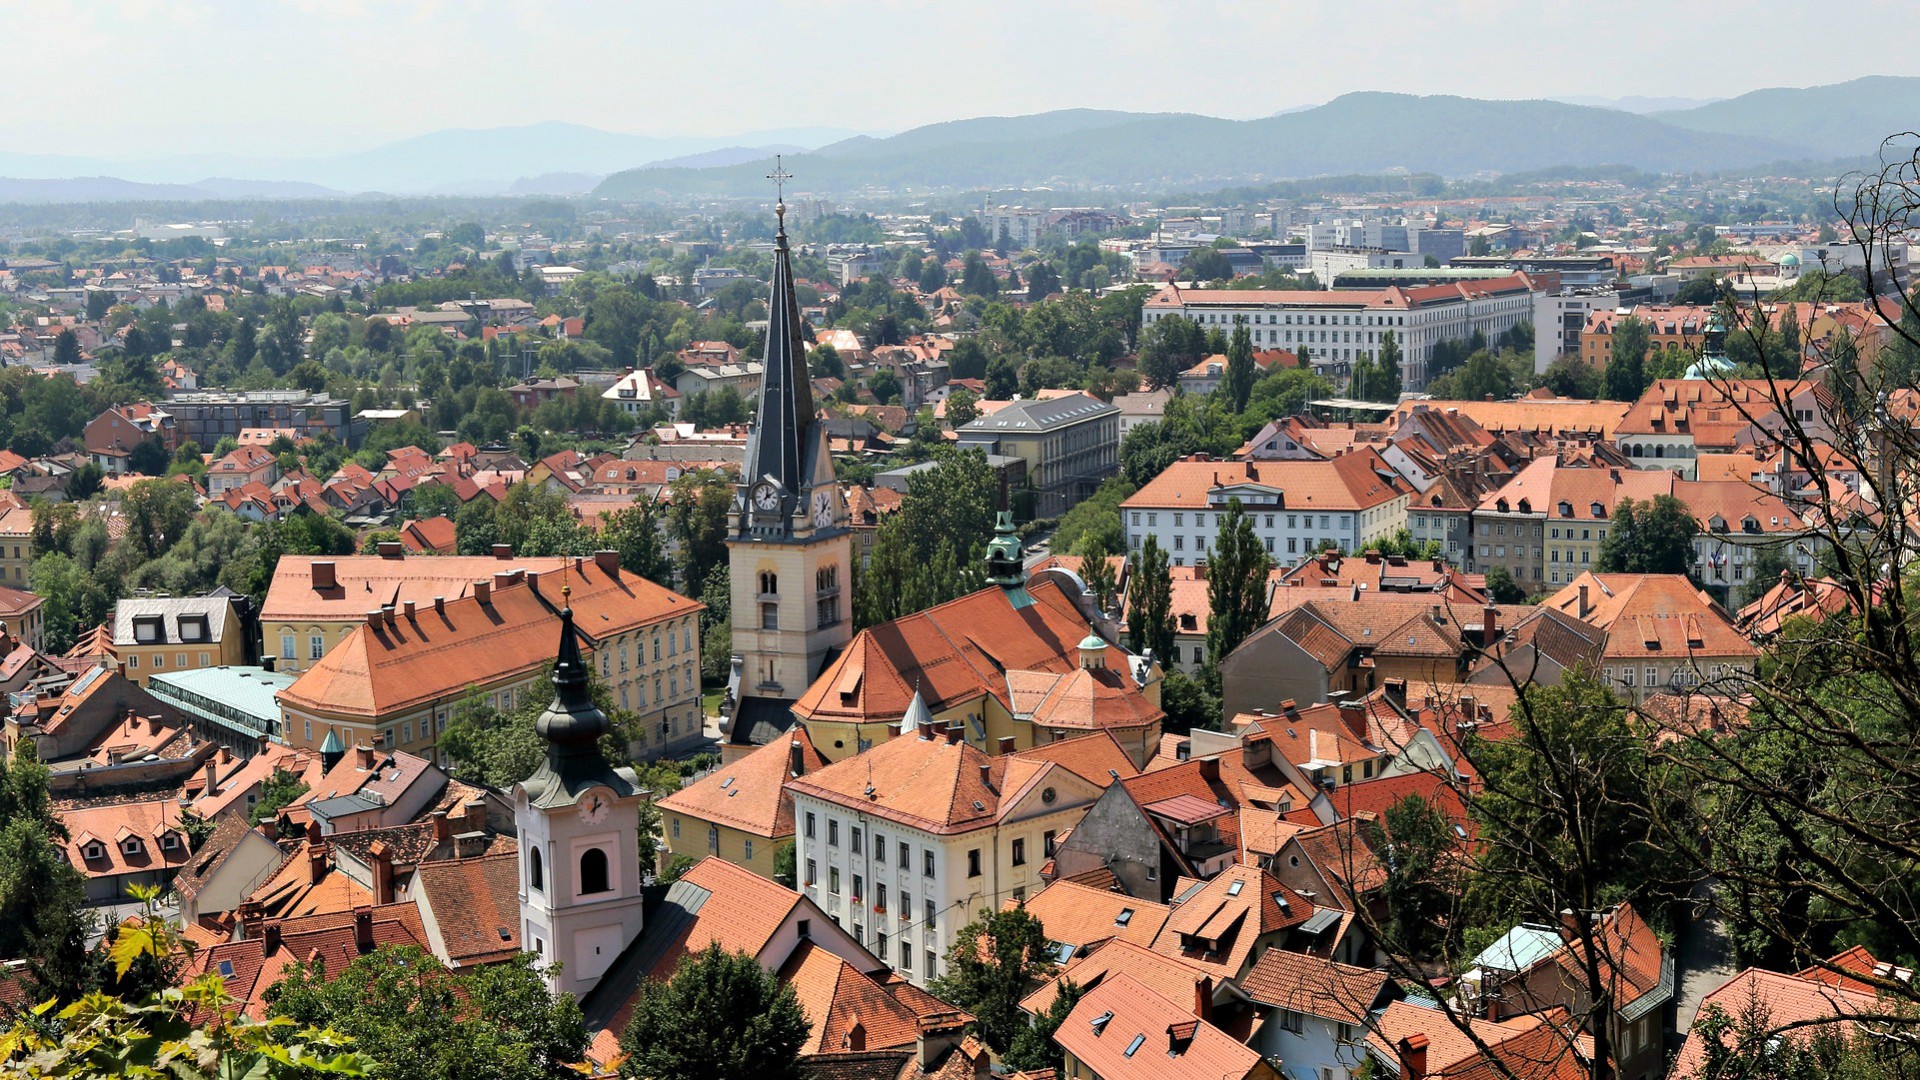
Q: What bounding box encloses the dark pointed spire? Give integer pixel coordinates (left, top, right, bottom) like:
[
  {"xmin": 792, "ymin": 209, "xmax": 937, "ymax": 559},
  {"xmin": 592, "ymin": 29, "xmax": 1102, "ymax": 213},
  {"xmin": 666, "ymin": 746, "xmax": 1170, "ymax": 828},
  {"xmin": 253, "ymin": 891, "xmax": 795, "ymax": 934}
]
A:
[
  {"xmin": 535, "ymin": 587, "xmax": 608, "ymax": 756},
  {"xmin": 740, "ymin": 156, "xmax": 816, "ymax": 535}
]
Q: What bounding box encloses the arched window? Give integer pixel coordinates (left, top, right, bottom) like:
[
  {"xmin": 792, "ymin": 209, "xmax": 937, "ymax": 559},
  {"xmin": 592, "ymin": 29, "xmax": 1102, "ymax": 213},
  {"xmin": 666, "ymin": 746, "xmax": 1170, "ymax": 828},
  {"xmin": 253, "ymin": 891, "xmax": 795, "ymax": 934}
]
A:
[
  {"xmin": 530, "ymin": 847, "xmax": 544, "ymax": 892},
  {"xmin": 759, "ymin": 571, "xmax": 778, "ymax": 595},
  {"xmin": 579, "ymin": 847, "xmax": 610, "ymax": 895}
]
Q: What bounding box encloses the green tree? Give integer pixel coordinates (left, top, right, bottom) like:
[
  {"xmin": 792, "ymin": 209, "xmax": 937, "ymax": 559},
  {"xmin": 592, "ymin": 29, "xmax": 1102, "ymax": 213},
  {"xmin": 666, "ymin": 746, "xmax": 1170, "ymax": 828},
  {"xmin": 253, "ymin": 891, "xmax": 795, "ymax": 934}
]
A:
[
  {"xmin": 866, "ymin": 366, "xmax": 901, "ymax": 403},
  {"xmin": 960, "ymin": 252, "xmax": 998, "ymax": 299},
  {"xmin": 1002, "ymin": 979, "xmax": 1084, "ymax": 1075},
  {"xmin": 854, "ymin": 451, "xmax": 996, "ymax": 627},
  {"xmin": 0, "ymin": 888, "xmax": 372, "ymax": 1078},
  {"xmin": 255, "ymin": 768, "xmax": 311, "ymax": 823},
  {"xmin": 0, "ymin": 745, "xmax": 92, "ymax": 1002},
  {"xmin": 1483, "ymin": 565, "xmax": 1526, "ymax": 604},
  {"xmin": 1223, "ymin": 319, "xmax": 1256, "ymax": 411},
  {"xmin": 268, "ymin": 946, "xmax": 584, "ymax": 1080},
  {"xmin": 1180, "ymin": 247, "xmax": 1234, "ymax": 283},
  {"xmin": 52, "ymin": 328, "xmax": 80, "ymax": 367},
  {"xmin": 945, "ymin": 388, "xmax": 980, "ymax": 428},
  {"xmin": 1596, "ymin": 495, "xmax": 1699, "ymax": 576},
  {"xmin": 1050, "ymin": 477, "xmax": 1134, "ymax": 558},
  {"xmin": 1542, "ymin": 355, "xmax": 1602, "ymax": 399},
  {"xmin": 1366, "ymin": 793, "xmax": 1464, "ymax": 958},
  {"xmin": 1125, "ymin": 536, "xmax": 1173, "ymax": 663},
  {"xmin": 1605, "ymin": 315, "xmax": 1650, "ymax": 402},
  {"xmin": 1375, "ymin": 329, "xmax": 1403, "ymax": 400},
  {"xmin": 601, "ymin": 501, "xmax": 672, "ymax": 586},
  {"xmin": 1079, "ymin": 541, "xmax": 1119, "ymax": 613},
  {"xmin": 770, "ymin": 840, "xmax": 796, "ymax": 888},
  {"xmin": 930, "ymin": 906, "xmax": 1055, "ymax": 1054},
  {"xmin": 618, "ymin": 943, "xmax": 809, "ymax": 1080},
  {"xmin": 1204, "ymin": 498, "xmax": 1272, "ymax": 673},
  {"xmin": 664, "ymin": 470, "xmax": 734, "ymax": 593},
  {"xmin": 1136, "ymin": 315, "xmax": 1204, "ymax": 391},
  {"xmin": 122, "ymin": 477, "xmax": 198, "ymax": 559}
]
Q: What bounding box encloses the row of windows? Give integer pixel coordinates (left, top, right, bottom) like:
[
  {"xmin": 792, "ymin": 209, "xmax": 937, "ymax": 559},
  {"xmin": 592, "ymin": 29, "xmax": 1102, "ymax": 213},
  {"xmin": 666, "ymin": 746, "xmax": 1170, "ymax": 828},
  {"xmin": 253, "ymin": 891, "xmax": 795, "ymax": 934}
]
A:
[
  {"xmin": 123, "ymin": 651, "xmax": 213, "ymax": 670},
  {"xmin": 1134, "ymin": 511, "xmax": 1352, "ymax": 531}
]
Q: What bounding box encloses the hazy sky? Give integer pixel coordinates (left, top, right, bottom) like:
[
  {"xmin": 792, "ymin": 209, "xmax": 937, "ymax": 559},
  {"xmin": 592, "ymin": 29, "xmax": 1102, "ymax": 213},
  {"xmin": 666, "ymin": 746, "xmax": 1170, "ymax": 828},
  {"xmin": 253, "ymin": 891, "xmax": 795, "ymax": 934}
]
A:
[{"xmin": 15, "ymin": 0, "xmax": 1920, "ymax": 159}]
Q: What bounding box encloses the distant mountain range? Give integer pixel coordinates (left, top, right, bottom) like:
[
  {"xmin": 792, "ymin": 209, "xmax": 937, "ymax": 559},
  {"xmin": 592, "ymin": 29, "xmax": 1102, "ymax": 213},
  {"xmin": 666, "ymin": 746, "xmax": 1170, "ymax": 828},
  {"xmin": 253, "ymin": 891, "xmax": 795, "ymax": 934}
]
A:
[
  {"xmin": 4, "ymin": 77, "xmax": 1917, "ymax": 203},
  {"xmin": 0, "ymin": 123, "xmax": 868, "ymax": 201}
]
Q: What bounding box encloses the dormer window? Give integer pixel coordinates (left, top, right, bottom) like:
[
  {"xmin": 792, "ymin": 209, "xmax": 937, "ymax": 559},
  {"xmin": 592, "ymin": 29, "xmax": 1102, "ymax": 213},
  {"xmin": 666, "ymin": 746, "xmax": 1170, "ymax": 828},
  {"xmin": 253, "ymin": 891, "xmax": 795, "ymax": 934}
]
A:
[
  {"xmin": 1558, "ymin": 501, "xmax": 1573, "ymax": 517},
  {"xmin": 121, "ymin": 838, "xmax": 143, "ymax": 856},
  {"xmin": 82, "ymin": 842, "xmax": 106, "ymax": 861},
  {"xmin": 160, "ymin": 832, "xmax": 181, "ymax": 851},
  {"xmin": 133, "ymin": 617, "xmax": 162, "ymax": 644},
  {"xmin": 178, "ymin": 616, "xmax": 208, "ymax": 643},
  {"xmin": 1590, "ymin": 502, "xmax": 1605, "ymax": 518}
]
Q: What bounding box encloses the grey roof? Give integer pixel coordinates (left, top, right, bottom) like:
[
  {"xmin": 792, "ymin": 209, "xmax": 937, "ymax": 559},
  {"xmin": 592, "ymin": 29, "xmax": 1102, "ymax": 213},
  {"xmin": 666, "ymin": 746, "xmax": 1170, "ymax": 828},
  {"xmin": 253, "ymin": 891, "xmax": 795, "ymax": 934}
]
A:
[
  {"xmin": 112, "ymin": 596, "xmax": 233, "ymax": 647},
  {"xmin": 960, "ymin": 394, "xmax": 1117, "ymax": 433},
  {"xmin": 1299, "ymin": 907, "xmax": 1343, "ymax": 935},
  {"xmin": 308, "ymin": 793, "xmax": 385, "ymax": 821},
  {"xmin": 578, "ymin": 879, "xmax": 713, "ymax": 1033}
]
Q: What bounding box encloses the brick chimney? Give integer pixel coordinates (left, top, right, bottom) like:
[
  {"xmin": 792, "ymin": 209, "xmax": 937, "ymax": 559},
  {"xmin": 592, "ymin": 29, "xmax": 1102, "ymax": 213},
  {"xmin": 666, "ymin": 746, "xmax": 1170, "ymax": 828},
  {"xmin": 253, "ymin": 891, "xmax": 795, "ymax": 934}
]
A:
[
  {"xmin": 1398, "ymin": 1033, "xmax": 1429, "ymax": 1079},
  {"xmin": 203, "ymin": 758, "xmax": 218, "ymax": 796},
  {"xmin": 1481, "ymin": 604, "xmax": 1499, "ymax": 648},
  {"xmin": 1193, "ymin": 974, "xmax": 1212, "ymax": 1022},
  {"xmin": 493, "ymin": 571, "xmax": 514, "ymax": 593},
  {"xmin": 369, "ymin": 840, "xmax": 394, "ymax": 904},
  {"xmin": 311, "ymin": 561, "xmax": 337, "ymax": 590},
  {"xmin": 977, "ymin": 762, "xmax": 993, "ymax": 791},
  {"xmin": 997, "ymin": 736, "xmax": 1016, "ymax": 756},
  {"xmin": 431, "ymin": 810, "xmax": 451, "ymax": 846},
  {"xmin": 491, "ymin": 544, "xmax": 513, "ymax": 560},
  {"xmin": 402, "ymin": 600, "xmax": 417, "ymax": 621},
  {"xmin": 462, "ymin": 797, "xmax": 488, "ymax": 834},
  {"xmin": 263, "ymin": 922, "xmax": 281, "ymax": 956},
  {"xmin": 474, "ymin": 579, "xmax": 491, "ymax": 605},
  {"xmin": 594, "ymin": 549, "xmax": 620, "ymax": 576},
  {"xmin": 238, "ymin": 901, "xmax": 263, "ymax": 940},
  {"xmin": 376, "ymin": 541, "xmax": 403, "ymax": 559},
  {"xmin": 352, "ymin": 906, "xmax": 374, "ymax": 952},
  {"xmin": 308, "ymin": 844, "xmax": 327, "ymax": 885},
  {"xmin": 357, "ymin": 744, "xmax": 375, "ymax": 770},
  {"xmin": 1577, "ymin": 583, "xmax": 1590, "ymax": 619}
]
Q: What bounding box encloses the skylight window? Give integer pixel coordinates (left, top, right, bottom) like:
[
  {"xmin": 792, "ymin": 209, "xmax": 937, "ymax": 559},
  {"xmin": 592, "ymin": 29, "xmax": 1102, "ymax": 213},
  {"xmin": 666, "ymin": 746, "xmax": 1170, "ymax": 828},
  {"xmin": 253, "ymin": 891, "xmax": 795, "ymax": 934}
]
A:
[
  {"xmin": 1116, "ymin": 909, "xmax": 1134, "ymax": 926},
  {"xmin": 1124, "ymin": 1033, "xmax": 1146, "ymax": 1057},
  {"xmin": 1226, "ymin": 879, "xmax": 1245, "ymax": 897},
  {"xmin": 1090, "ymin": 1010, "xmax": 1114, "ymax": 1034},
  {"xmin": 217, "ymin": 960, "xmax": 234, "ymax": 977}
]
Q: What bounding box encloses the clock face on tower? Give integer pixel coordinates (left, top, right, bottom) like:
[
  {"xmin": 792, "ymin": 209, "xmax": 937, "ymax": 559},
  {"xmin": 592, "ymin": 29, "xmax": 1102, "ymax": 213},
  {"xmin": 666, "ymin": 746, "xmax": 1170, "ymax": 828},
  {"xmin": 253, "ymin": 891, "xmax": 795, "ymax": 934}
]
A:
[
  {"xmin": 752, "ymin": 482, "xmax": 781, "ymax": 512},
  {"xmin": 578, "ymin": 791, "xmax": 610, "ymax": 825},
  {"xmin": 813, "ymin": 491, "xmax": 834, "ymax": 529}
]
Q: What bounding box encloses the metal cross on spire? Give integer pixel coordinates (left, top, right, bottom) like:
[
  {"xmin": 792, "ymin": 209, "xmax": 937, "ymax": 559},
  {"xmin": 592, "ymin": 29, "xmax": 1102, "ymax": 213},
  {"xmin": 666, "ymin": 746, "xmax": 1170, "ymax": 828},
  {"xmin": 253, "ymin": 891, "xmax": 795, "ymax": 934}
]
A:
[{"xmin": 767, "ymin": 154, "xmax": 793, "ymax": 222}]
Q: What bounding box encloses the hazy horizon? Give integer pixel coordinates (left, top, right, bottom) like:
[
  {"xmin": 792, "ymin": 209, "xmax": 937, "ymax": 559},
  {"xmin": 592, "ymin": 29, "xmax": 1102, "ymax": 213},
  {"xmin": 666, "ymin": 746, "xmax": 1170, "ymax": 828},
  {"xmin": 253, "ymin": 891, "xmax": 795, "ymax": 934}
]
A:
[{"xmin": 12, "ymin": 0, "xmax": 1920, "ymax": 161}]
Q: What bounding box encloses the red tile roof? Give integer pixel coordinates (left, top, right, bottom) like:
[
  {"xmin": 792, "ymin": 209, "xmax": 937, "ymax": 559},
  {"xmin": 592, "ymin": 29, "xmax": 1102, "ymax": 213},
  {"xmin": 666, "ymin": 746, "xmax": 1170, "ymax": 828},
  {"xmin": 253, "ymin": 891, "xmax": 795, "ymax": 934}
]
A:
[
  {"xmin": 656, "ymin": 727, "xmax": 828, "ymax": 839},
  {"xmin": 1056, "ymin": 974, "xmax": 1265, "ymax": 1080},
  {"xmin": 786, "ymin": 727, "xmax": 1065, "ymax": 835},
  {"xmin": 410, "ymin": 853, "xmax": 522, "ymax": 965}
]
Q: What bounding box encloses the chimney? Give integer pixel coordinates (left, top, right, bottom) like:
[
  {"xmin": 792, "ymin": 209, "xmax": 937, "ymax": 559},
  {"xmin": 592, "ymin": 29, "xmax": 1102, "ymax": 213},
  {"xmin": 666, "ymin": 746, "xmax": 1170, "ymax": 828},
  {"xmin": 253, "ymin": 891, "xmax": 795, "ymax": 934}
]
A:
[
  {"xmin": 258, "ymin": 815, "xmax": 277, "ymax": 840},
  {"xmin": 1193, "ymin": 559, "xmax": 1207, "ymax": 581},
  {"xmin": 493, "ymin": 571, "xmax": 514, "ymax": 593},
  {"xmin": 474, "ymin": 579, "xmax": 491, "ymax": 605},
  {"xmin": 308, "ymin": 844, "xmax": 327, "ymax": 885},
  {"xmin": 789, "ymin": 739, "xmax": 806, "ymax": 778},
  {"xmin": 978, "ymin": 762, "xmax": 993, "ymax": 790},
  {"xmin": 997, "ymin": 736, "xmax": 1016, "ymax": 756},
  {"xmin": 1365, "ymin": 549, "xmax": 1381, "ymax": 563},
  {"xmin": 311, "ymin": 561, "xmax": 336, "ymax": 589},
  {"xmin": 357, "ymin": 744, "xmax": 375, "ymax": 770},
  {"xmin": 352, "ymin": 905, "xmax": 374, "ymax": 952},
  {"xmin": 944, "ymin": 724, "xmax": 962, "ymax": 746},
  {"xmin": 305, "ymin": 818, "xmax": 322, "ymax": 844},
  {"xmin": 1577, "ymin": 583, "xmax": 1590, "ymax": 619},
  {"xmin": 431, "ymin": 810, "xmax": 451, "ymax": 846},
  {"xmin": 238, "ymin": 901, "xmax": 263, "ymax": 941},
  {"xmin": 376, "ymin": 541, "xmax": 402, "ymax": 559},
  {"xmin": 491, "ymin": 543, "xmax": 513, "ymax": 559},
  {"xmin": 263, "ymin": 922, "xmax": 281, "ymax": 956},
  {"xmin": 594, "ymin": 549, "xmax": 620, "ymax": 576},
  {"xmin": 1383, "ymin": 678, "xmax": 1407, "ymax": 712},
  {"xmin": 381, "ymin": 605, "xmax": 396, "ymax": 629},
  {"xmin": 462, "ymin": 797, "xmax": 487, "ymax": 834},
  {"xmin": 1194, "ymin": 974, "xmax": 1212, "ymax": 1022},
  {"xmin": 366, "ymin": 608, "xmax": 383, "ymax": 629},
  {"xmin": 1197, "ymin": 757, "xmax": 1220, "ymax": 783},
  {"xmin": 1481, "ymin": 604, "xmax": 1499, "ymax": 648},
  {"xmin": 1398, "ymin": 1033, "xmax": 1429, "ymax": 1080},
  {"xmin": 203, "ymin": 758, "xmax": 218, "ymax": 796},
  {"xmin": 370, "ymin": 840, "xmax": 394, "ymax": 904}
]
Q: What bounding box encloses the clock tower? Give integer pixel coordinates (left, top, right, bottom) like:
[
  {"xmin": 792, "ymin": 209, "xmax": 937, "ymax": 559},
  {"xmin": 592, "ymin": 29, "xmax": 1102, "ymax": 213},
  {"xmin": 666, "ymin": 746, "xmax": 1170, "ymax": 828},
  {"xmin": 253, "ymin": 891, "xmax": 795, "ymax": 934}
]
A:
[
  {"xmin": 721, "ymin": 164, "xmax": 854, "ymax": 760},
  {"xmin": 514, "ymin": 591, "xmax": 645, "ymax": 998}
]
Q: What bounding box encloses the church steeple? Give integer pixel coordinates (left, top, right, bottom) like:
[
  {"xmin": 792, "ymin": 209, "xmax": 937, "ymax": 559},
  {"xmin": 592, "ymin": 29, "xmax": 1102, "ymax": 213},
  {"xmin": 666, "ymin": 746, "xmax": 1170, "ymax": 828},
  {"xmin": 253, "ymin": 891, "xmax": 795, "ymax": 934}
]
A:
[
  {"xmin": 739, "ymin": 157, "xmax": 819, "ymax": 538},
  {"xmin": 520, "ymin": 584, "xmax": 637, "ymax": 807}
]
